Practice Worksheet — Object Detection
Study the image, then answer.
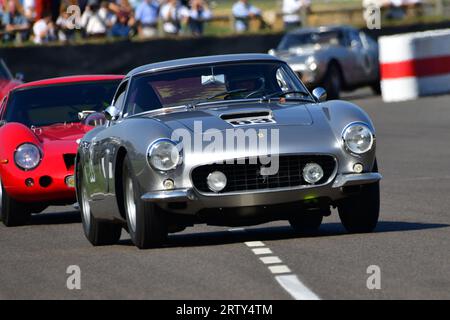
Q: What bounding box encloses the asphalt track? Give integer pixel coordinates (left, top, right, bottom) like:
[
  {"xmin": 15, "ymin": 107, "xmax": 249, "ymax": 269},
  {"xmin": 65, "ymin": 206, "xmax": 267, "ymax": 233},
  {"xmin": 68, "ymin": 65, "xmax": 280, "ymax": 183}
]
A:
[{"xmin": 1, "ymin": 90, "xmax": 449, "ymax": 300}]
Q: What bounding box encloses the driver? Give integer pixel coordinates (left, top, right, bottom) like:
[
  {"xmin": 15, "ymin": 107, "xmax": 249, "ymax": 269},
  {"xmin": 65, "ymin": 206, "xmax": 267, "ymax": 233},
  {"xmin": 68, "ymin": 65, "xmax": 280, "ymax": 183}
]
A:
[{"xmin": 225, "ymin": 75, "xmax": 266, "ymax": 95}]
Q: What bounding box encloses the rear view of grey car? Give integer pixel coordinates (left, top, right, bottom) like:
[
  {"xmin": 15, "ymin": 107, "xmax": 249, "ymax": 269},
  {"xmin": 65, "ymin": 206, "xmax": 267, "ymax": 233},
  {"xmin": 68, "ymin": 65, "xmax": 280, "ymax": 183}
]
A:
[
  {"xmin": 269, "ymin": 26, "xmax": 380, "ymax": 99},
  {"xmin": 75, "ymin": 54, "xmax": 381, "ymax": 249}
]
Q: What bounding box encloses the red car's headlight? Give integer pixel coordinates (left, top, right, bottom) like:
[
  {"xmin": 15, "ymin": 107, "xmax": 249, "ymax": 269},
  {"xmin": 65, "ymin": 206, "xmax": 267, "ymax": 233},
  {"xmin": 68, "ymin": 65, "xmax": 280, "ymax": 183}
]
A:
[{"xmin": 14, "ymin": 143, "xmax": 42, "ymax": 171}]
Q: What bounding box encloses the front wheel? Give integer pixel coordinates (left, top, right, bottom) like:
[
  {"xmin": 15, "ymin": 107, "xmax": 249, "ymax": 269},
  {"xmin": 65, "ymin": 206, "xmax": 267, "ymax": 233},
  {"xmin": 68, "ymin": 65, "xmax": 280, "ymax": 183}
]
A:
[
  {"xmin": 338, "ymin": 181, "xmax": 380, "ymax": 233},
  {"xmin": 123, "ymin": 155, "xmax": 167, "ymax": 249},
  {"xmin": 77, "ymin": 162, "xmax": 122, "ymax": 246},
  {"xmin": 1, "ymin": 177, "xmax": 30, "ymax": 227},
  {"xmin": 323, "ymin": 63, "xmax": 342, "ymax": 100}
]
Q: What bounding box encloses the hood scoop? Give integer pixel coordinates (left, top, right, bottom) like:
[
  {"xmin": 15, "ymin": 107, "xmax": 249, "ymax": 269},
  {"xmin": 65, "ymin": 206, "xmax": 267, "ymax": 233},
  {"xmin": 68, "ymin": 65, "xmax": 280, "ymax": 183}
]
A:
[{"xmin": 220, "ymin": 111, "xmax": 275, "ymax": 127}]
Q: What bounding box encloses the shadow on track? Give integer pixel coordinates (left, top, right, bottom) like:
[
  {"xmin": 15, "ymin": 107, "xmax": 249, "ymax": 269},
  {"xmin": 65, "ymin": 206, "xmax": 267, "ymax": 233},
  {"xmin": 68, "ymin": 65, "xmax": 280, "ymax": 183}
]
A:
[
  {"xmin": 29, "ymin": 211, "xmax": 81, "ymax": 225},
  {"xmin": 117, "ymin": 220, "xmax": 449, "ymax": 248}
]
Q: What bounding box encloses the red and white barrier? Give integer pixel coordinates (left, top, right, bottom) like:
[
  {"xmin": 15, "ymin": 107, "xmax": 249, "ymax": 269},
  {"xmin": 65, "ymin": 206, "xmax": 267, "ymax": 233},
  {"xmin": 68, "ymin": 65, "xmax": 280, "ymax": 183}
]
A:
[{"xmin": 379, "ymin": 29, "xmax": 450, "ymax": 102}]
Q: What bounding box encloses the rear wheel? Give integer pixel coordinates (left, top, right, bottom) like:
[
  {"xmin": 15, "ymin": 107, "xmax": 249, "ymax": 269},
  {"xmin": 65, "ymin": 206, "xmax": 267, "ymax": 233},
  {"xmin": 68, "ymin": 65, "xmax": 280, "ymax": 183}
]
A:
[
  {"xmin": 338, "ymin": 160, "xmax": 380, "ymax": 233},
  {"xmin": 0, "ymin": 177, "xmax": 30, "ymax": 227},
  {"xmin": 323, "ymin": 63, "xmax": 342, "ymax": 100},
  {"xmin": 123, "ymin": 155, "xmax": 167, "ymax": 249},
  {"xmin": 77, "ymin": 162, "xmax": 122, "ymax": 246},
  {"xmin": 289, "ymin": 211, "xmax": 323, "ymax": 235}
]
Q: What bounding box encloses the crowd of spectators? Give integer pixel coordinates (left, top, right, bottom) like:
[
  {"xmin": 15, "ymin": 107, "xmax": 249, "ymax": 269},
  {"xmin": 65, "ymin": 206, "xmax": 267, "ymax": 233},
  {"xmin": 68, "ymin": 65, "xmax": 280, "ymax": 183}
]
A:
[
  {"xmin": 0, "ymin": 0, "xmax": 216, "ymax": 43},
  {"xmin": 0, "ymin": 0, "xmax": 426, "ymax": 45}
]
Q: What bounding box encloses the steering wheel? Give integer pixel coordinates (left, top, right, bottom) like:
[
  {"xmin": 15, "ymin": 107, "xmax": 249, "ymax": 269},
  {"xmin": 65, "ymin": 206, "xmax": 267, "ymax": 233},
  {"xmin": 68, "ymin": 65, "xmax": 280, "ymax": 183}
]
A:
[{"xmin": 82, "ymin": 112, "xmax": 107, "ymax": 127}]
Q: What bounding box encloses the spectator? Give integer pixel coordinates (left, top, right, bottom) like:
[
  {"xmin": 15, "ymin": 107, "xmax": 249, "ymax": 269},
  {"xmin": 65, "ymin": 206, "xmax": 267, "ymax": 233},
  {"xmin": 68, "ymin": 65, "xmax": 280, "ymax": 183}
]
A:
[
  {"xmin": 99, "ymin": 1, "xmax": 117, "ymax": 27},
  {"xmin": 186, "ymin": 0, "xmax": 211, "ymax": 36},
  {"xmin": 56, "ymin": 5, "xmax": 76, "ymax": 41},
  {"xmin": 282, "ymin": 0, "xmax": 310, "ymax": 30},
  {"xmin": 386, "ymin": 0, "xmax": 407, "ymax": 19},
  {"xmin": 128, "ymin": 0, "xmax": 142, "ymax": 9},
  {"xmin": 2, "ymin": 0, "xmax": 30, "ymax": 43},
  {"xmin": 110, "ymin": 11, "xmax": 132, "ymax": 37},
  {"xmin": 109, "ymin": 0, "xmax": 135, "ymax": 34},
  {"xmin": 160, "ymin": 0, "xmax": 188, "ymax": 35},
  {"xmin": 32, "ymin": 13, "xmax": 56, "ymax": 43},
  {"xmin": 135, "ymin": 0, "xmax": 159, "ymax": 38},
  {"xmin": 34, "ymin": 0, "xmax": 51, "ymax": 20},
  {"xmin": 232, "ymin": 0, "xmax": 261, "ymax": 33},
  {"xmin": 23, "ymin": 0, "xmax": 35, "ymax": 21},
  {"xmin": 80, "ymin": 0, "xmax": 107, "ymax": 37}
]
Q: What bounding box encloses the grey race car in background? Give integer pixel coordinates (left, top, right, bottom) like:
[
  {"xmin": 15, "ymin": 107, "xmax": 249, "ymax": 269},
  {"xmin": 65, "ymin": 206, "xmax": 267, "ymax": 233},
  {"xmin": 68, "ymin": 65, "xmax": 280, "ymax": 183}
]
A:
[
  {"xmin": 75, "ymin": 54, "xmax": 382, "ymax": 249},
  {"xmin": 269, "ymin": 26, "xmax": 380, "ymax": 99}
]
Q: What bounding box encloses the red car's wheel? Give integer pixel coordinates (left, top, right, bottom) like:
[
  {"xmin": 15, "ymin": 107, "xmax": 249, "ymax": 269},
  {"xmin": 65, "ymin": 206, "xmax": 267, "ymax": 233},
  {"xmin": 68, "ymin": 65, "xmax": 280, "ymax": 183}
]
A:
[{"xmin": 0, "ymin": 177, "xmax": 30, "ymax": 227}]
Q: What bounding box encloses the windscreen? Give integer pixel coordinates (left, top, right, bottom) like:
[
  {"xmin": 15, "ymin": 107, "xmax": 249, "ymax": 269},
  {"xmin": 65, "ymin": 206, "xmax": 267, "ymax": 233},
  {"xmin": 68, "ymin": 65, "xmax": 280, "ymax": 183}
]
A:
[
  {"xmin": 124, "ymin": 61, "xmax": 310, "ymax": 116},
  {"xmin": 4, "ymin": 80, "xmax": 121, "ymax": 127}
]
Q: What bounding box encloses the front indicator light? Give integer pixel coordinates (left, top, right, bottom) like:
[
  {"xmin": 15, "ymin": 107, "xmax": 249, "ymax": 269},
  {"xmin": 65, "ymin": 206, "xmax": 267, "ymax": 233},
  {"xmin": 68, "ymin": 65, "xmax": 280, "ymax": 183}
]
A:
[
  {"xmin": 353, "ymin": 163, "xmax": 364, "ymax": 173},
  {"xmin": 163, "ymin": 179, "xmax": 175, "ymax": 190},
  {"xmin": 65, "ymin": 175, "xmax": 75, "ymax": 188}
]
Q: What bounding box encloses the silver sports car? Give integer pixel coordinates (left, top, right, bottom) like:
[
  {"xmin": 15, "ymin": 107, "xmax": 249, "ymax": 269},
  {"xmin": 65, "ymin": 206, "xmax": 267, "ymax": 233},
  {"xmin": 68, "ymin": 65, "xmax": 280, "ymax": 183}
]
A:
[
  {"xmin": 75, "ymin": 54, "xmax": 381, "ymax": 249},
  {"xmin": 269, "ymin": 26, "xmax": 380, "ymax": 99}
]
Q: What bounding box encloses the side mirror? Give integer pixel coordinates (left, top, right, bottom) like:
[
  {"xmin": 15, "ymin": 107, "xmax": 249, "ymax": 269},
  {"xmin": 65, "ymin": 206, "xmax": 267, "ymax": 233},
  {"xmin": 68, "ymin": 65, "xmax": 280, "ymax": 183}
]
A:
[
  {"xmin": 104, "ymin": 106, "xmax": 120, "ymax": 121},
  {"xmin": 15, "ymin": 73, "xmax": 24, "ymax": 81},
  {"xmin": 312, "ymin": 87, "xmax": 327, "ymax": 102}
]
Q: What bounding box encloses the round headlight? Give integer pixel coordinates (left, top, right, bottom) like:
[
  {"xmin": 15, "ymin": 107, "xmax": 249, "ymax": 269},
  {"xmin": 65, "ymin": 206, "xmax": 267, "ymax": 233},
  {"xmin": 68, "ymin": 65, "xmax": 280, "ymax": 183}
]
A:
[
  {"xmin": 342, "ymin": 123, "xmax": 374, "ymax": 154},
  {"xmin": 14, "ymin": 143, "xmax": 41, "ymax": 170},
  {"xmin": 207, "ymin": 171, "xmax": 227, "ymax": 192},
  {"xmin": 303, "ymin": 163, "xmax": 324, "ymax": 184},
  {"xmin": 147, "ymin": 140, "xmax": 180, "ymax": 171}
]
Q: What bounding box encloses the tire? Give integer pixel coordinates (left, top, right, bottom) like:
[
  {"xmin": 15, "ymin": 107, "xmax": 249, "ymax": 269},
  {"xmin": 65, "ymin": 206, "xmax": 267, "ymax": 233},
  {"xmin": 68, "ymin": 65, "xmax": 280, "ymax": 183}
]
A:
[
  {"xmin": 122, "ymin": 155, "xmax": 167, "ymax": 249},
  {"xmin": 338, "ymin": 160, "xmax": 380, "ymax": 233},
  {"xmin": 0, "ymin": 177, "xmax": 30, "ymax": 227},
  {"xmin": 289, "ymin": 211, "xmax": 323, "ymax": 235},
  {"xmin": 371, "ymin": 82, "xmax": 381, "ymax": 95},
  {"xmin": 77, "ymin": 161, "xmax": 122, "ymax": 246},
  {"xmin": 323, "ymin": 63, "xmax": 342, "ymax": 100}
]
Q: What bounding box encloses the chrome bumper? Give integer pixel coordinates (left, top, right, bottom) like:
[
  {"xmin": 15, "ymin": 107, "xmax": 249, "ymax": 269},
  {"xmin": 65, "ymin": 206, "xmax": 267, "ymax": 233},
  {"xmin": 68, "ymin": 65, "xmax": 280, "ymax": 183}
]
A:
[
  {"xmin": 332, "ymin": 172, "xmax": 382, "ymax": 188},
  {"xmin": 141, "ymin": 173, "xmax": 382, "ymax": 203}
]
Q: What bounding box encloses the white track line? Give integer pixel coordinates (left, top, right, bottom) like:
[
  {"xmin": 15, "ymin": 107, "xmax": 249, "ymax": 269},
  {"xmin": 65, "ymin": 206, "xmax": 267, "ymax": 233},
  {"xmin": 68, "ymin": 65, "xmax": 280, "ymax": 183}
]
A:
[
  {"xmin": 260, "ymin": 256, "xmax": 282, "ymax": 264},
  {"xmin": 245, "ymin": 241, "xmax": 265, "ymax": 247},
  {"xmin": 268, "ymin": 265, "xmax": 291, "ymax": 274},
  {"xmin": 228, "ymin": 229, "xmax": 320, "ymax": 300},
  {"xmin": 275, "ymin": 275, "xmax": 320, "ymax": 300},
  {"xmin": 252, "ymin": 248, "xmax": 273, "ymax": 255}
]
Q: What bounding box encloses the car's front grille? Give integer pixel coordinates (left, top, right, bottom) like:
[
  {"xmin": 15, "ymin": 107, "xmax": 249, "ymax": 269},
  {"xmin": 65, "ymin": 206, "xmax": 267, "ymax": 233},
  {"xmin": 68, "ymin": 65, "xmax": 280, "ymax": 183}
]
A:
[{"xmin": 191, "ymin": 155, "xmax": 336, "ymax": 194}]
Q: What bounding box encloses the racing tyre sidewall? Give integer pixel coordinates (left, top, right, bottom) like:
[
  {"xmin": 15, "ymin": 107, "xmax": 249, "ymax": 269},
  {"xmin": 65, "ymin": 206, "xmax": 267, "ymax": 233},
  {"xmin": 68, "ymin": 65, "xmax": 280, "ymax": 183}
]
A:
[
  {"xmin": 122, "ymin": 155, "xmax": 167, "ymax": 249},
  {"xmin": 0, "ymin": 177, "xmax": 30, "ymax": 227},
  {"xmin": 324, "ymin": 63, "xmax": 342, "ymax": 100},
  {"xmin": 77, "ymin": 160, "xmax": 122, "ymax": 246},
  {"xmin": 338, "ymin": 160, "xmax": 380, "ymax": 233}
]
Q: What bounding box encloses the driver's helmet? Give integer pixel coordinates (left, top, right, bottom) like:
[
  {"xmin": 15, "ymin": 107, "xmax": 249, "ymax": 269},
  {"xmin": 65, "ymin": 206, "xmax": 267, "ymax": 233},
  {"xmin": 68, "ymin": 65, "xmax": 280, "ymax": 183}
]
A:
[{"xmin": 226, "ymin": 75, "xmax": 265, "ymax": 92}]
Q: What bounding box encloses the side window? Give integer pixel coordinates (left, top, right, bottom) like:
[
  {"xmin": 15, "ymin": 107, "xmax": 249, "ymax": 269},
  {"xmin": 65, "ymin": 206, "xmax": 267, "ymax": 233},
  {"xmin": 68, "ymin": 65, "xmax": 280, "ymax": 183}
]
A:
[
  {"xmin": 112, "ymin": 81, "xmax": 128, "ymax": 111},
  {"xmin": 348, "ymin": 30, "xmax": 363, "ymax": 49}
]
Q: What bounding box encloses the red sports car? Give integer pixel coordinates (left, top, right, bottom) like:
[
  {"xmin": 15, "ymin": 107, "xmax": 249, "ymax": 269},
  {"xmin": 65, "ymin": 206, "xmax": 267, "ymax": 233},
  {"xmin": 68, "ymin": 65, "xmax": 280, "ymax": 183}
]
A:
[
  {"xmin": 0, "ymin": 75, "xmax": 123, "ymax": 226},
  {"xmin": 0, "ymin": 58, "xmax": 22, "ymax": 100}
]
